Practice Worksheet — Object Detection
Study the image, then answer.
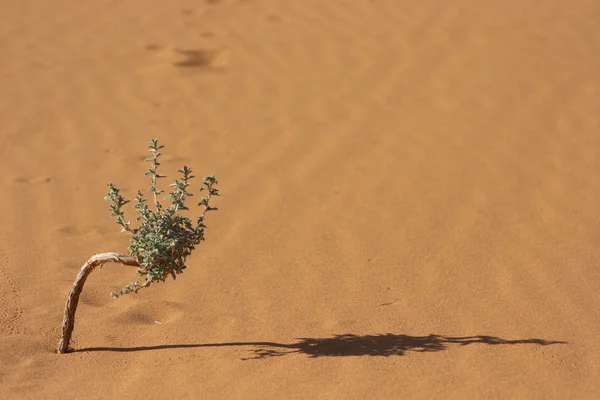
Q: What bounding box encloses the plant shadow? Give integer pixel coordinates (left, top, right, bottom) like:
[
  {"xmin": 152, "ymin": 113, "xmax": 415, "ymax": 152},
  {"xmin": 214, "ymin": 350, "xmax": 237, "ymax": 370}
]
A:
[{"xmin": 75, "ymin": 333, "xmax": 566, "ymax": 360}]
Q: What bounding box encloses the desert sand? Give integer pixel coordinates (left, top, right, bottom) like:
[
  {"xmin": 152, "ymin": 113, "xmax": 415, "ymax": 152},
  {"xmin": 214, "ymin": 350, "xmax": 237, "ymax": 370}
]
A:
[{"xmin": 1, "ymin": 0, "xmax": 599, "ymax": 398}]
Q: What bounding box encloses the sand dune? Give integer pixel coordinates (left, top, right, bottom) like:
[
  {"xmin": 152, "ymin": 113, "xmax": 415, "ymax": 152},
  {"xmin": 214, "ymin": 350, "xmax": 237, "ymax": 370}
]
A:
[{"xmin": 1, "ymin": 0, "xmax": 599, "ymax": 398}]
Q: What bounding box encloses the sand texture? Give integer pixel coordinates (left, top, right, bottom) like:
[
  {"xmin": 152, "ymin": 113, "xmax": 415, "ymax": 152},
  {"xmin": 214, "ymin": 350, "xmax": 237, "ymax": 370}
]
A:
[{"xmin": 1, "ymin": 0, "xmax": 600, "ymax": 398}]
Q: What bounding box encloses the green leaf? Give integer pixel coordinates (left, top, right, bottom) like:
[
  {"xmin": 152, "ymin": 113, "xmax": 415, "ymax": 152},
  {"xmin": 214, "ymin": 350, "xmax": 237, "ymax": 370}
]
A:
[{"xmin": 107, "ymin": 140, "xmax": 220, "ymax": 298}]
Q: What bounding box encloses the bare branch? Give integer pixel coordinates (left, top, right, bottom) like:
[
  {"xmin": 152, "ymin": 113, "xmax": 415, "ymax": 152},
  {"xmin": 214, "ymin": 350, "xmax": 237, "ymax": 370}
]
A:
[{"xmin": 57, "ymin": 253, "xmax": 140, "ymax": 354}]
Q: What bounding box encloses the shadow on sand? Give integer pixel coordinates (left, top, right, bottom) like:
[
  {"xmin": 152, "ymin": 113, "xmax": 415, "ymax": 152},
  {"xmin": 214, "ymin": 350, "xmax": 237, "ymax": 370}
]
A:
[{"xmin": 75, "ymin": 333, "xmax": 566, "ymax": 360}]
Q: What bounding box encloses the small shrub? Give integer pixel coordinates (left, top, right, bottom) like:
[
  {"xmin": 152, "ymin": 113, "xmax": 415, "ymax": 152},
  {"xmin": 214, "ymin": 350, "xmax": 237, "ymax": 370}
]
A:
[{"xmin": 57, "ymin": 139, "xmax": 219, "ymax": 353}]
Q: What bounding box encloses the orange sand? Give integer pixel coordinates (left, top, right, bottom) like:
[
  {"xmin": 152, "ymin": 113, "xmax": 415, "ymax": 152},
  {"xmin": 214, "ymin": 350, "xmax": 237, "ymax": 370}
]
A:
[{"xmin": 1, "ymin": 0, "xmax": 599, "ymax": 398}]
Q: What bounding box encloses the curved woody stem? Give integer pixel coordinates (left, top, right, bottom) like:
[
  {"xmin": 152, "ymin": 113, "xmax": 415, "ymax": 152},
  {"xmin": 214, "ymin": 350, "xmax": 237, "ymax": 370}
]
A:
[{"xmin": 57, "ymin": 253, "xmax": 140, "ymax": 354}]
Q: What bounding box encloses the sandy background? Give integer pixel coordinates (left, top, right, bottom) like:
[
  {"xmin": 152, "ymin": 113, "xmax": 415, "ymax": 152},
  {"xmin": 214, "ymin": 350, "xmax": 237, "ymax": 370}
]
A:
[{"xmin": 1, "ymin": 0, "xmax": 600, "ymax": 398}]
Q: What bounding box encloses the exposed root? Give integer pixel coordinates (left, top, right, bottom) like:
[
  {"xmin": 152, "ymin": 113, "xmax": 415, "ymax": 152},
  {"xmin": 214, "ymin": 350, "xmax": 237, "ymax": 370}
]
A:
[{"xmin": 57, "ymin": 253, "xmax": 139, "ymax": 354}]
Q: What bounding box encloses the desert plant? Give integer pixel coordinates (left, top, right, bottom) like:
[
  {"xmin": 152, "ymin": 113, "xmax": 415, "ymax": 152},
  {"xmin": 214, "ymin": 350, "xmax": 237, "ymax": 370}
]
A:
[{"xmin": 57, "ymin": 139, "xmax": 219, "ymax": 353}]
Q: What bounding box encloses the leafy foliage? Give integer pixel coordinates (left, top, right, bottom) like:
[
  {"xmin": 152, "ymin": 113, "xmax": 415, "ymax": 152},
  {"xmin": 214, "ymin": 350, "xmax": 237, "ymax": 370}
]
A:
[{"xmin": 105, "ymin": 139, "xmax": 219, "ymax": 298}]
